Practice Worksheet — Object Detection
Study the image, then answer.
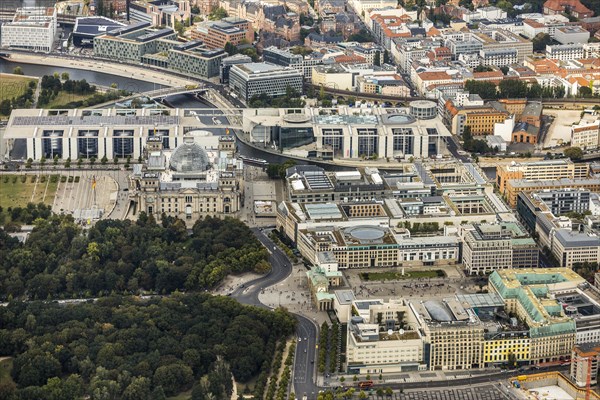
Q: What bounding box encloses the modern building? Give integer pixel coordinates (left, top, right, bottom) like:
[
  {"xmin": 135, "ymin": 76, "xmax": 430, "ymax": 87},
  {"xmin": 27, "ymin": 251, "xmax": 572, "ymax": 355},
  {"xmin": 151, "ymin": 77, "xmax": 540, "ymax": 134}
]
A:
[
  {"xmin": 346, "ymin": 299, "xmax": 427, "ymax": 374},
  {"xmin": 571, "ymin": 343, "xmax": 600, "ymax": 388},
  {"xmin": 489, "ymin": 268, "xmax": 582, "ymax": 364},
  {"xmin": 554, "ymin": 26, "xmax": 591, "ymax": 44},
  {"xmin": 496, "ymin": 159, "xmax": 590, "ymax": 200},
  {"xmin": 461, "ymin": 222, "xmax": 539, "ymax": 275},
  {"xmin": 240, "ymin": 106, "xmax": 451, "ymax": 160},
  {"xmin": 220, "ymin": 54, "xmax": 252, "ymax": 84},
  {"xmin": 191, "ymin": 17, "xmax": 253, "ymax": 49},
  {"xmin": 131, "ymin": 134, "xmax": 243, "ymax": 226},
  {"xmin": 262, "ymin": 46, "xmax": 324, "ymax": 79},
  {"xmin": 0, "ymin": 7, "xmax": 57, "ymax": 52},
  {"xmin": 94, "ymin": 24, "xmax": 225, "ymax": 78},
  {"xmin": 3, "ymin": 108, "xmax": 213, "ymax": 161},
  {"xmin": 72, "ymin": 16, "xmax": 126, "ymax": 47},
  {"xmin": 505, "ymin": 178, "xmax": 600, "ymax": 209},
  {"xmin": 228, "ymin": 62, "xmax": 304, "ymax": 102}
]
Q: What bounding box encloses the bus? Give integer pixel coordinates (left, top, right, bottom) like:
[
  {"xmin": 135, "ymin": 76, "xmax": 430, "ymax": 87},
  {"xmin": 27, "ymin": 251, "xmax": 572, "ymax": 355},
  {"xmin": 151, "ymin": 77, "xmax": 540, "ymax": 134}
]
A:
[{"xmin": 358, "ymin": 380, "xmax": 374, "ymax": 389}]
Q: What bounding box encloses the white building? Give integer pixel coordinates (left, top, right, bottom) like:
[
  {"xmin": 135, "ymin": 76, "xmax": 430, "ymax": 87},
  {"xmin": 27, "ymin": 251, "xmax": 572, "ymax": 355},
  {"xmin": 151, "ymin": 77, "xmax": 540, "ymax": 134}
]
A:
[
  {"xmin": 479, "ymin": 48, "xmax": 518, "ymax": 67},
  {"xmin": 346, "ymin": 299, "xmax": 427, "ymax": 374},
  {"xmin": 571, "ymin": 120, "xmax": 600, "ymax": 150},
  {"xmin": 546, "ymin": 43, "xmax": 584, "ymax": 60},
  {"xmin": 554, "ymin": 26, "xmax": 590, "ymax": 45},
  {"xmin": 0, "ymin": 7, "xmax": 57, "ymax": 52},
  {"xmin": 228, "ymin": 62, "xmax": 304, "ymax": 102}
]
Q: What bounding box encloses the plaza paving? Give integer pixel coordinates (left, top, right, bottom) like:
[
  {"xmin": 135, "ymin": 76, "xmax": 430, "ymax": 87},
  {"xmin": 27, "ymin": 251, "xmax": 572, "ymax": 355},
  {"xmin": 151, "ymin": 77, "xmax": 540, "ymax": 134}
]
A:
[{"xmin": 397, "ymin": 385, "xmax": 512, "ymax": 399}]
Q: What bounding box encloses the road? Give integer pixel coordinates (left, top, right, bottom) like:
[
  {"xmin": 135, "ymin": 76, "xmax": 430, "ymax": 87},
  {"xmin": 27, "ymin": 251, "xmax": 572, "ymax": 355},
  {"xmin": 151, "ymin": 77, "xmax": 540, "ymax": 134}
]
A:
[
  {"xmin": 442, "ymin": 136, "xmax": 471, "ymax": 163},
  {"xmin": 230, "ymin": 228, "xmax": 320, "ymax": 399}
]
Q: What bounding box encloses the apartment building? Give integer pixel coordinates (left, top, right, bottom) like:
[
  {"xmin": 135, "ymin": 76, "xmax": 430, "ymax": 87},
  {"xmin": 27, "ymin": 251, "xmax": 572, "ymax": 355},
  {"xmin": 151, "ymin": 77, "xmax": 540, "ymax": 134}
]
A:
[
  {"xmin": 191, "ymin": 17, "xmax": 253, "ymax": 49},
  {"xmin": 461, "ymin": 222, "xmax": 538, "ymax": 275},
  {"xmin": 496, "ymin": 159, "xmax": 590, "ymax": 197},
  {"xmin": 546, "ymin": 43, "xmax": 585, "ymax": 60},
  {"xmin": 479, "ymin": 48, "xmax": 518, "ymax": 67},
  {"xmin": 489, "ymin": 268, "xmax": 581, "ymax": 364},
  {"xmin": 571, "ymin": 343, "xmax": 600, "ymax": 388},
  {"xmin": 0, "ymin": 7, "xmax": 57, "ymax": 52},
  {"xmin": 228, "ymin": 62, "xmax": 303, "ymax": 102}
]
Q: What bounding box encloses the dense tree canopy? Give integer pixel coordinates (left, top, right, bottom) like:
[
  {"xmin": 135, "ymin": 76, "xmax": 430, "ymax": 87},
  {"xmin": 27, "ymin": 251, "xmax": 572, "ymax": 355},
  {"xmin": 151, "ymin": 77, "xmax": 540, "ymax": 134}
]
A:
[
  {"xmin": 0, "ymin": 294, "xmax": 296, "ymax": 398},
  {"xmin": 0, "ymin": 214, "xmax": 270, "ymax": 300}
]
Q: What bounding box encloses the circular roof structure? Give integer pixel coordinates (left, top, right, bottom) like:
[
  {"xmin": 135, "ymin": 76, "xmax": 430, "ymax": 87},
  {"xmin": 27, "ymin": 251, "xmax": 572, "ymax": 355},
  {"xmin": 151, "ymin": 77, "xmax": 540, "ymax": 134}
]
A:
[
  {"xmin": 409, "ymin": 100, "xmax": 437, "ymax": 109},
  {"xmin": 169, "ymin": 140, "xmax": 211, "ymax": 173},
  {"xmin": 283, "ymin": 114, "xmax": 311, "ymax": 123},
  {"xmin": 345, "ymin": 226, "xmax": 386, "ymax": 243},
  {"xmin": 387, "ymin": 114, "xmax": 416, "ymax": 124},
  {"xmin": 423, "ymin": 300, "xmax": 454, "ymax": 322}
]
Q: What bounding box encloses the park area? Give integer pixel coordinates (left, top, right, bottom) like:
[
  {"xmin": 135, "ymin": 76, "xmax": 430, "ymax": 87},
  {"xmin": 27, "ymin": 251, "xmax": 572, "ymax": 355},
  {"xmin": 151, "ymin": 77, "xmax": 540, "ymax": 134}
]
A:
[
  {"xmin": 0, "ymin": 174, "xmax": 59, "ymax": 208},
  {"xmin": 0, "ymin": 73, "xmax": 36, "ymax": 102},
  {"xmin": 360, "ymin": 270, "xmax": 446, "ymax": 281}
]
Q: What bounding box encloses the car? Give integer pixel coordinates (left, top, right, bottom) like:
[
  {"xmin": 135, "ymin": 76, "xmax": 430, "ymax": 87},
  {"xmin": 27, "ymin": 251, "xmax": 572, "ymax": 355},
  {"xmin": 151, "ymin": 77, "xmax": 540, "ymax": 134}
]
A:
[
  {"xmin": 311, "ymin": 360, "xmax": 314, "ymax": 364},
  {"xmin": 298, "ymin": 338, "xmax": 301, "ymax": 342}
]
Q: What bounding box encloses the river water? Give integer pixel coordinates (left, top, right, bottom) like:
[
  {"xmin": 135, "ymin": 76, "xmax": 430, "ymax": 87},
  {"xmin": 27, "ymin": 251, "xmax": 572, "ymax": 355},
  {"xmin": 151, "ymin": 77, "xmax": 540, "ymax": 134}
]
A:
[{"xmin": 0, "ymin": 59, "xmax": 161, "ymax": 92}]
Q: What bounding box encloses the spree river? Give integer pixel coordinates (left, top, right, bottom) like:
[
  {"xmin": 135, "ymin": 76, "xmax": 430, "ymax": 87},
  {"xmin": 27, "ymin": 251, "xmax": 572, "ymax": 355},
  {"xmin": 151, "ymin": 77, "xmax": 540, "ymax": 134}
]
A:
[{"xmin": 0, "ymin": 59, "xmax": 162, "ymax": 92}]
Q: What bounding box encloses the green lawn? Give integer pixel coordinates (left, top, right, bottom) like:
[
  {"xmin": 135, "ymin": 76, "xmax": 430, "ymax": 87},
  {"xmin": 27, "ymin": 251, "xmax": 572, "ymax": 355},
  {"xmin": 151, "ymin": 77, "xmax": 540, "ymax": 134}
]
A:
[
  {"xmin": 360, "ymin": 270, "xmax": 445, "ymax": 281},
  {"xmin": 167, "ymin": 390, "xmax": 191, "ymax": 400},
  {"xmin": 46, "ymin": 91, "xmax": 97, "ymax": 108},
  {"xmin": 0, "ymin": 358, "xmax": 13, "ymax": 385},
  {"xmin": 0, "ymin": 174, "xmax": 59, "ymax": 208},
  {"xmin": 0, "ymin": 73, "xmax": 36, "ymax": 102}
]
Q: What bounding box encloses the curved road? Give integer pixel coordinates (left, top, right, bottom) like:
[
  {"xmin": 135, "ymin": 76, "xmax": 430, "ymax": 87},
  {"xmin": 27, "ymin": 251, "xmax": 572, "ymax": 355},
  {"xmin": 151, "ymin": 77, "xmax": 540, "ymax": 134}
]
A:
[{"xmin": 230, "ymin": 228, "xmax": 320, "ymax": 399}]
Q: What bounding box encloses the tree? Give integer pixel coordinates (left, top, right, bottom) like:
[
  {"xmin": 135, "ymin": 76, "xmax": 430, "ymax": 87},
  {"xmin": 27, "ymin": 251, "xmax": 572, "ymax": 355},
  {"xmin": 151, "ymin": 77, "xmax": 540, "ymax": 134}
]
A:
[
  {"xmin": 209, "ymin": 7, "xmax": 228, "ymax": 20},
  {"xmin": 385, "ymin": 387, "xmax": 393, "ymax": 397},
  {"xmin": 40, "ymin": 156, "xmax": 47, "ymax": 167},
  {"xmin": 101, "ymin": 155, "xmax": 108, "ymax": 165},
  {"xmin": 564, "ymin": 146, "xmax": 583, "ymax": 160},
  {"xmin": 532, "ymin": 33, "xmax": 552, "ymax": 52},
  {"xmin": 464, "ymin": 80, "xmax": 497, "ymax": 99},
  {"xmin": 174, "ymin": 20, "xmax": 185, "ymax": 36},
  {"xmin": 13, "ymin": 66, "xmax": 23, "ymax": 75},
  {"xmin": 61, "ymin": 72, "xmax": 70, "ymax": 81},
  {"xmin": 359, "ymin": 390, "xmax": 368, "ymax": 399},
  {"xmin": 0, "ymin": 99, "xmax": 11, "ymax": 116},
  {"xmin": 578, "ymin": 86, "xmax": 592, "ymax": 97}
]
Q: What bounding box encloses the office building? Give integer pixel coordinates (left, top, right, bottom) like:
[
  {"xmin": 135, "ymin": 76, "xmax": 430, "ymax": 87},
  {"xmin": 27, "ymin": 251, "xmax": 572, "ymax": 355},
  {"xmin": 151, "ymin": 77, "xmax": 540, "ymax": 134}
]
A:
[
  {"xmin": 131, "ymin": 134, "xmax": 243, "ymax": 227},
  {"xmin": 571, "ymin": 120, "xmax": 600, "ymax": 149},
  {"xmin": 411, "ymin": 299, "xmax": 485, "ymax": 370},
  {"xmin": 461, "ymin": 222, "xmax": 539, "ymax": 275},
  {"xmin": 94, "ymin": 24, "xmax": 225, "ymax": 78},
  {"xmin": 229, "ymin": 62, "xmax": 304, "ymax": 102},
  {"xmin": 346, "ymin": 299, "xmax": 427, "ymax": 374},
  {"xmin": 72, "ymin": 17, "xmax": 126, "ymax": 47},
  {"xmin": 505, "ymin": 178, "xmax": 600, "ymax": 209},
  {"xmin": 489, "ymin": 268, "xmax": 582, "ymax": 364},
  {"xmin": 554, "ymin": 26, "xmax": 591, "ymax": 44},
  {"xmin": 0, "ymin": 7, "xmax": 57, "ymax": 52},
  {"xmin": 496, "ymin": 159, "xmax": 590, "ymax": 199},
  {"xmin": 240, "ymin": 106, "xmax": 451, "ymax": 160},
  {"xmin": 262, "ymin": 46, "xmax": 324, "ymax": 79},
  {"xmin": 191, "ymin": 17, "xmax": 253, "ymax": 49},
  {"xmin": 220, "ymin": 54, "xmax": 252, "ymax": 84},
  {"xmin": 3, "ymin": 108, "xmax": 215, "ymax": 161}
]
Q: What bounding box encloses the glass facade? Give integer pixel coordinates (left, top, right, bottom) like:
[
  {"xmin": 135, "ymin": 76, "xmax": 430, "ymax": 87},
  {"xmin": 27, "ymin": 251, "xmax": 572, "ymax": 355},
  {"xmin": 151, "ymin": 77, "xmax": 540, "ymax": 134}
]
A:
[
  {"xmin": 77, "ymin": 130, "xmax": 98, "ymax": 158},
  {"xmin": 274, "ymin": 126, "xmax": 315, "ymax": 149},
  {"xmin": 42, "ymin": 129, "xmax": 63, "ymax": 159},
  {"xmin": 357, "ymin": 128, "xmax": 378, "ymax": 157},
  {"xmin": 113, "ymin": 130, "xmax": 134, "ymax": 158}
]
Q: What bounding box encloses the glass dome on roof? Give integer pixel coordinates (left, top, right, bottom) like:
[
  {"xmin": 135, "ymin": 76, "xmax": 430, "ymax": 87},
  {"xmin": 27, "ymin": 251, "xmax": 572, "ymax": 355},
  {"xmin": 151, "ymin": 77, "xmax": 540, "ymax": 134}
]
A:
[{"xmin": 169, "ymin": 140, "xmax": 211, "ymax": 172}]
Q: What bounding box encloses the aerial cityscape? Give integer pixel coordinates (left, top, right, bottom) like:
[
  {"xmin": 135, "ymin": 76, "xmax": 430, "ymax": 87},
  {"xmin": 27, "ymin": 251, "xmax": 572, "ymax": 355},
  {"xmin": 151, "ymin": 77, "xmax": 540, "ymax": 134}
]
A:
[{"xmin": 0, "ymin": 0, "xmax": 599, "ymax": 398}]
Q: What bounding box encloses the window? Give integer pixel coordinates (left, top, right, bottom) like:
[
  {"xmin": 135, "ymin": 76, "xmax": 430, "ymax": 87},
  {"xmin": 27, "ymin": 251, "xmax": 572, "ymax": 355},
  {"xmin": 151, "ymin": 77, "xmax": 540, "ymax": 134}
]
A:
[{"xmin": 185, "ymin": 195, "xmax": 193, "ymax": 203}]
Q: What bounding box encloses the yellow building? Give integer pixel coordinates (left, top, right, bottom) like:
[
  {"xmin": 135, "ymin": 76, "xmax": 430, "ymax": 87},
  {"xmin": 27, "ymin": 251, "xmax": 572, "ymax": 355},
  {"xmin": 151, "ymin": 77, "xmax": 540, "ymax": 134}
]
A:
[{"xmin": 483, "ymin": 332, "xmax": 530, "ymax": 366}]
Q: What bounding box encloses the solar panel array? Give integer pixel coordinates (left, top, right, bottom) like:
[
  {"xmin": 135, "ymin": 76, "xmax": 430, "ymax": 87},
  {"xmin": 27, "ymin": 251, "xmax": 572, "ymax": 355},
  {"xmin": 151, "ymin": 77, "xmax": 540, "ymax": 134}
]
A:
[
  {"xmin": 12, "ymin": 115, "xmax": 180, "ymax": 127},
  {"xmin": 303, "ymin": 170, "xmax": 333, "ymax": 190}
]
